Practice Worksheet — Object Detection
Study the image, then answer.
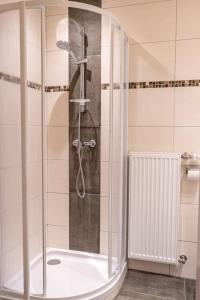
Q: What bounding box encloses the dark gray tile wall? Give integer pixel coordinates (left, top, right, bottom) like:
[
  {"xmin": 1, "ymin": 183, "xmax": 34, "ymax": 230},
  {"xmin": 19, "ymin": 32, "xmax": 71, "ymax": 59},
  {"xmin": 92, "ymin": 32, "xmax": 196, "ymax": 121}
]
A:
[
  {"xmin": 68, "ymin": 7, "xmax": 101, "ymax": 253},
  {"xmin": 69, "ymin": 0, "xmax": 102, "ymax": 8},
  {"xmin": 115, "ymin": 270, "xmax": 196, "ymax": 300}
]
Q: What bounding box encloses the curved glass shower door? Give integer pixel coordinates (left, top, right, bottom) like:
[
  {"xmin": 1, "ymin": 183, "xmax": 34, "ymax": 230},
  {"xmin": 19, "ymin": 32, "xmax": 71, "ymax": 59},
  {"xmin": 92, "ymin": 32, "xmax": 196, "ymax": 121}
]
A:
[
  {"xmin": 0, "ymin": 2, "xmax": 27, "ymax": 298},
  {"xmin": 0, "ymin": 1, "xmax": 128, "ymax": 299}
]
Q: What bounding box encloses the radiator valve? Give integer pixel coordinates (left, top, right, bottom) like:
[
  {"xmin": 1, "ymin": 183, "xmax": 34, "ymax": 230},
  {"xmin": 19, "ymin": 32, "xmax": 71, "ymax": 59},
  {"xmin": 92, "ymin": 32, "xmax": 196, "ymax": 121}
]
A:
[{"xmin": 178, "ymin": 255, "xmax": 187, "ymax": 264}]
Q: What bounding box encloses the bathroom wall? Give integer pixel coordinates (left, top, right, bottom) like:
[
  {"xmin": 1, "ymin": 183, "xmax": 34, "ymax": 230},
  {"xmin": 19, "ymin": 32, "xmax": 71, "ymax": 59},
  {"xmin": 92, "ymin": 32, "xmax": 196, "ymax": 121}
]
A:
[{"xmin": 103, "ymin": 0, "xmax": 200, "ymax": 280}]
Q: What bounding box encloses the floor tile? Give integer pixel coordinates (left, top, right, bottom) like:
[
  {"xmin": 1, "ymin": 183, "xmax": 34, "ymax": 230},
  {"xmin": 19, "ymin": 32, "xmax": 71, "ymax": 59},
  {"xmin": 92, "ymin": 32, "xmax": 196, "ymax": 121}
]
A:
[{"xmin": 120, "ymin": 270, "xmax": 185, "ymax": 299}]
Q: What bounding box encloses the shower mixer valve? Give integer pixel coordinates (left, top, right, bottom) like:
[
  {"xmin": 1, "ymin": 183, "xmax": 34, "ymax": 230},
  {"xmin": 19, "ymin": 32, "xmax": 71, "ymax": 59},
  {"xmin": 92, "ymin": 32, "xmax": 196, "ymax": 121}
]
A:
[{"xmin": 72, "ymin": 139, "xmax": 96, "ymax": 148}]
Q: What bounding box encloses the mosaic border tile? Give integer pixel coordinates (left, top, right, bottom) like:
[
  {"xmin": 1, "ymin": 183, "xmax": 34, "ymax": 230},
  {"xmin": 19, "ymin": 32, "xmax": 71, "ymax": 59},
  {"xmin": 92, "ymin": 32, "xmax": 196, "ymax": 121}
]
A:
[
  {"xmin": 1, "ymin": 72, "xmax": 200, "ymax": 92},
  {"xmin": 45, "ymin": 85, "xmax": 69, "ymax": 92},
  {"xmin": 0, "ymin": 72, "xmax": 42, "ymax": 90},
  {"xmin": 129, "ymin": 80, "xmax": 200, "ymax": 89}
]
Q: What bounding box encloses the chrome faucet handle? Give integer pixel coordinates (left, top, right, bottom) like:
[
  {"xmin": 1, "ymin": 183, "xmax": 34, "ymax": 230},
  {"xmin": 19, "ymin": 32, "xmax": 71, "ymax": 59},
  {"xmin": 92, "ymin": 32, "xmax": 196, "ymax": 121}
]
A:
[{"xmin": 83, "ymin": 139, "xmax": 96, "ymax": 148}]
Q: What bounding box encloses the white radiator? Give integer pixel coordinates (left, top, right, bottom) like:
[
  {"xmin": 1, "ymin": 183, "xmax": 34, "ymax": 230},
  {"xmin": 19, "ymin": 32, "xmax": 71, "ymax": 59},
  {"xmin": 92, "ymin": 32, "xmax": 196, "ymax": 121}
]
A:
[{"xmin": 128, "ymin": 152, "xmax": 181, "ymax": 264}]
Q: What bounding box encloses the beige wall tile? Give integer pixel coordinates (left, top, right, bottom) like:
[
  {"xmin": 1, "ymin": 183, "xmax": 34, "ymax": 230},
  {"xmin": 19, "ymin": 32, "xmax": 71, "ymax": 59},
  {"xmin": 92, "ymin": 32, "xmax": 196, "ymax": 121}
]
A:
[
  {"xmin": 101, "ymin": 126, "xmax": 109, "ymax": 162},
  {"xmin": 128, "ymin": 88, "xmax": 174, "ymax": 127},
  {"xmin": 47, "ymin": 159, "xmax": 69, "ymax": 193},
  {"xmin": 130, "ymin": 42, "xmax": 175, "ymax": 82},
  {"xmin": 100, "ymin": 162, "xmax": 109, "ymax": 197},
  {"xmin": 170, "ymin": 241, "xmax": 197, "ymax": 279},
  {"xmin": 47, "ymin": 225, "xmax": 69, "ymax": 249},
  {"xmin": 177, "ymin": 0, "xmax": 200, "ymax": 40},
  {"xmin": 29, "ymin": 125, "xmax": 42, "ymax": 163},
  {"xmin": 47, "ymin": 126, "xmax": 69, "ymax": 160},
  {"xmin": 174, "ymin": 87, "xmax": 200, "ymax": 126},
  {"xmin": 47, "ymin": 193, "xmax": 69, "ymax": 227},
  {"xmin": 180, "ymin": 204, "xmax": 199, "ymax": 243},
  {"xmin": 46, "ymin": 14, "xmax": 68, "ymax": 51},
  {"xmin": 176, "ymin": 40, "xmax": 200, "ymax": 80},
  {"xmin": 0, "ymin": 125, "xmax": 21, "ymax": 168},
  {"xmin": 181, "ymin": 174, "xmax": 199, "ymax": 205},
  {"xmin": 174, "ymin": 127, "xmax": 200, "ymax": 154},
  {"xmin": 102, "ymin": 0, "xmax": 164, "ymax": 8},
  {"xmin": 109, "ymin": 1, "xmax": 176, "ymax": 44},
  {"xmin": 29, "ymin": 195, "xmax": 42, "ymax": 236},
  {"xmin": 46, "ymin": 92, "xmax": 69, "ymax": 126},
  {"xmin": 101, "ymin": 90, "xmax": 110, "ymax": 126},
  {"xmin": 0, "ymin": 81, "xmax": 21, "ymax": 125},
  {"xmin": 128, "ymin": 259, "xmax": 170, "ymax": 275},
  {"xmin": 28, "ymin": 88, "xmax": 42, "ymax": 126},
  {"xmin": 46, "ymin": 51, "xmax": 69, "ymax": 86},
  {"xmin": 128, "ymin": 126, "xmax": 173, "ymax": 152},
  {"xmin": 29, "ymin": 162, "xmax": 42, "ymax": 199}
]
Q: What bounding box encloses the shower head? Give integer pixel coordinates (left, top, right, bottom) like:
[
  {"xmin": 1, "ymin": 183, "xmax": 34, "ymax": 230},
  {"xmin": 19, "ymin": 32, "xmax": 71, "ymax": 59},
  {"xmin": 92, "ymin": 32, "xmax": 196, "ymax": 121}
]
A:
[{"xmin": 56, "ymin": 40, "xmax": 79, "ymax": 63}]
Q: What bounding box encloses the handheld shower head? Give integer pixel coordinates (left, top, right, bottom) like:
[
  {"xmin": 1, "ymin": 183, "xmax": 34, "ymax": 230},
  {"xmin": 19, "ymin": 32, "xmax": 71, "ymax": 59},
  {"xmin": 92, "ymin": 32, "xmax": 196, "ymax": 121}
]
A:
[{"xmin": 56, "ymin": 40, "xmax": 79, "ymax": 63}]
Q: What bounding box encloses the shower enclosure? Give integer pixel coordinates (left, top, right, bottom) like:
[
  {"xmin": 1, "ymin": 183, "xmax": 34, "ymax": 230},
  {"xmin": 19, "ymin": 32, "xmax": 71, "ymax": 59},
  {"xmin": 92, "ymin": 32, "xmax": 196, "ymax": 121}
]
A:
[{"xmin": 0, "ymin": 0, "xmax": 128, "ymax": 299}]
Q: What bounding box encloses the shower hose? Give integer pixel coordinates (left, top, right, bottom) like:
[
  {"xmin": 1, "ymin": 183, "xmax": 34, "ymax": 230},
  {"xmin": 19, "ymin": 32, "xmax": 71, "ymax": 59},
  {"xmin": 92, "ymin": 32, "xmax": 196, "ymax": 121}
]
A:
[{"xmin": 76, "ymin": 145, "xmax": 86, "ymax": 199}]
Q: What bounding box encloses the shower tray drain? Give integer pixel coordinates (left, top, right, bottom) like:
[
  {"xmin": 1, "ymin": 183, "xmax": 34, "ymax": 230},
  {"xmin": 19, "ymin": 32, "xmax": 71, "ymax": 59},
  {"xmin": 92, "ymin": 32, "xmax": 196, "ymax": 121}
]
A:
[{"xmin": 47, "ymin": 259, "xmax": 61, "ymax": 265}]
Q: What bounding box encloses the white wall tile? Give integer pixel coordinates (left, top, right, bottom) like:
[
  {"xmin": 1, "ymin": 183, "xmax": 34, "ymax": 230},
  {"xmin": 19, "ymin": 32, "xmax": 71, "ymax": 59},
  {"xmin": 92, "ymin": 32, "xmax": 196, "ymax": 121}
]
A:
[
  {"xmin": 174, "ymin": 87, "xmax": 200, "ymax": 126},
  {"xmin": 47, "ymin": 160, "xmax": 69, "ymax": 193},
  {"xmin": 128, "ymin": 88, "xmax": 174, "ymax": 126},
  {"xmin": 47, "ymin": 126, "xmax": 69, "ymax": 160},
  {"xmin": 130, "ymin": 42, "xmax": 175, "ymax": 82},
  {"xmin": 46, "ymin": 92, "xmax": 69, "ymax": 126},
  {"xmin": 128, "ymin": 126, "xmax": 174, "ymax": 152},
  {"xmin": 177, "ymin": 0, "xmax": 200, "ymax": 40},
  {"xmin": 47, "ymin": 193, "xmax": 69, "ymax": 227},
  {"xmin": 176, "ymin": 40, "xmax": 200, "ymax": 80},
  {"xmin": 108, "ymin": 0, "xmax": 176, "ymax": 44}
]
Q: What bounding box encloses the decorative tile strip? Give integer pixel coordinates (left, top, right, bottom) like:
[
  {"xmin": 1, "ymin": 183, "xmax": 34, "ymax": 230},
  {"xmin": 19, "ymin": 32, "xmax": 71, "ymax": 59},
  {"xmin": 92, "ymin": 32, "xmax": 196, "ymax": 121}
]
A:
[
  {"xmin": 0, "ymin": 72, "xmax": 21, "ymax": 85},
  {"xmin": 129, "ymin": 80, "xmax": 200, "ymax": 89},
  {"xmin": 0, "ymin": 72, "xmax": 42, "ymax": 90},
  {"xmin": 28, "ymin": 81, "xmax": 42, "ymax": 90},
  {"xmin": 45, "ymin": 85, "xmax": 69, "ymax": 92}
]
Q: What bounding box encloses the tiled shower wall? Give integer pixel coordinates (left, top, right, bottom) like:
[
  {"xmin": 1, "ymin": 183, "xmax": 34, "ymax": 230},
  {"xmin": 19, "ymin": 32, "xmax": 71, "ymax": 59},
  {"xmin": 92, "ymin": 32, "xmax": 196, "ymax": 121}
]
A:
[
  {"xmin": 45, "ymin": 6, "xmax": 70, "ymax": 249},
  {"xmin": 103, "ymin": 0, "xmax": 200, "ymax": 280},
  {"xmin": 68, "ymin": 6, "xmax": 101, "ymax": 253}
]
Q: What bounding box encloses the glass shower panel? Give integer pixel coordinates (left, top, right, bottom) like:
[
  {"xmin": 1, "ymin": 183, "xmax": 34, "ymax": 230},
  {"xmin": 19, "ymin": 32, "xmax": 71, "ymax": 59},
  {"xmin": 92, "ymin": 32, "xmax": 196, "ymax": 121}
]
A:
[
  {"xmin": 110, "ymin": 24, "xmax": 123, "ymax": 275},
  {"xmin": 26, "ymin": 8, "xmax": 44, "ymax": 296},
  {"xmin": 0, "ymin": 8, "xmax": 24, "ymax": 295}
]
